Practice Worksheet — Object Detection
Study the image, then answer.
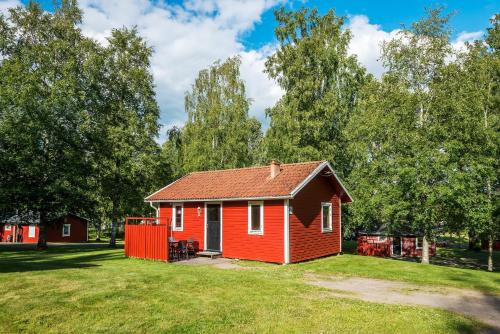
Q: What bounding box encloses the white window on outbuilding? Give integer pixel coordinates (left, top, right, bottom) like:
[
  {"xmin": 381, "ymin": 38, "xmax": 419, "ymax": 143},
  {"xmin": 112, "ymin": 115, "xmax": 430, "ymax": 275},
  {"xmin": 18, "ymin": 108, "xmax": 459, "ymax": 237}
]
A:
[
  {"xmin": 416, "ymin": 237, "xmax": 423, "ymax": 249},
  {"xmin": 248, "ymin": 201, "xmax": 264, "ymax": 235},
  {"xmin": 5, "ymin": 224, "xmax": 11, "ymax": 231},
  {"xmin": 172, "ymin": 204, "xmax": 183, "ymax": 231},
  {"xmin": 62, "ymin": 224, "xmax": 71, "ymax": 237},
  {"xmin": 28, "ymin": 225, "xmax": 36, "ymax": 238},
  {"xmin": 321, "ymin": 202, "xmax": 332, "ymax": 233}
]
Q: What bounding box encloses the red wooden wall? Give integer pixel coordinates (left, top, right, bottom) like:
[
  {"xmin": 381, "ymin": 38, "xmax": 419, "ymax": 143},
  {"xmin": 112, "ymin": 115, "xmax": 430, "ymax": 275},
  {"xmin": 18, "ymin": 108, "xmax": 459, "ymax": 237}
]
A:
[
  {"xmin": 159, "ymin": 202, "xmax": 205, "ymax": 250},
  {"xmin": 46, "ymin": 216, "xmax": 88, "ymax": 242},
  {"xmin": 357, "ymin": 235, "xmax": 436, "ymax": 258},
  {"xmin": 0, "ymin": 216, "xmax": 87, "ymax": 243},
  {"xmin": 401, "ymin": 237, "xmax": 436, "ymax": 257},
  {"xmin": 223, "ymin": 200, "xmax": 284, "ymax": 263},
  {"xmin": 125, "ymin": 224, "xmax": 169, "ymax": 261},
  {"xmin": 357, "ymin": 235, "xmax": 392, "ymax": 257},
  {"xmin": 0, "ymin": 224, "xmax": 38, "ymax": 243},
  {"xmin": 289, "ymin": 172, "xmax": 342, "ymax": 263},
  {"xmin": 481, "ymin": 239, "xmax": 500, "ymax": 251}
]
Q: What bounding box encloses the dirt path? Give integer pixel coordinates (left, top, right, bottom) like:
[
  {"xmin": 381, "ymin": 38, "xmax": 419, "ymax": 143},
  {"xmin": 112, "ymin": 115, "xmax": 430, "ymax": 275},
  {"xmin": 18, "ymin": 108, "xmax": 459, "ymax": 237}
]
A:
[{"xmin": 306, "ymin": 274, "xmax": 500, "ymax": 332}]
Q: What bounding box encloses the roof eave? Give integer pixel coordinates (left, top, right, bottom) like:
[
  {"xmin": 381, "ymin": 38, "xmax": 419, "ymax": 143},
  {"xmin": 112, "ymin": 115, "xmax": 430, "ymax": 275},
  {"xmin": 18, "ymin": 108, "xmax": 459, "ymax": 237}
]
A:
[{"xmin": 145, "ymin": 195, "xmax": 293, "ymax": 203}]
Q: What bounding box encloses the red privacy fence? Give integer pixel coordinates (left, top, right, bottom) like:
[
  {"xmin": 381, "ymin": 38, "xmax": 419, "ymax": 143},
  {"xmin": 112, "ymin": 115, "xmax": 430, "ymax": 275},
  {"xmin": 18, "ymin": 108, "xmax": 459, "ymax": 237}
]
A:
[{"xmin": 124, "ymin": 217, "xmax": 169, "ymax": 261}]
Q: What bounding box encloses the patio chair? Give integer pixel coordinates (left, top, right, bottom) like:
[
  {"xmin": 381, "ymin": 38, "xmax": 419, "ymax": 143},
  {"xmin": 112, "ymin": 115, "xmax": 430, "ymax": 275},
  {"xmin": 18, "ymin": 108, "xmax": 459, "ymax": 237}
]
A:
[
  {"xmin": 186, "ymin": 238, "xmax": 197, "ymax": 258},
  {"xmin": 168, "ymin": 237, "xmax": 178, "ymax": 261},
  {"xmin": 177, "ymin": 240, "xmax": 188, "ymax": 260}
]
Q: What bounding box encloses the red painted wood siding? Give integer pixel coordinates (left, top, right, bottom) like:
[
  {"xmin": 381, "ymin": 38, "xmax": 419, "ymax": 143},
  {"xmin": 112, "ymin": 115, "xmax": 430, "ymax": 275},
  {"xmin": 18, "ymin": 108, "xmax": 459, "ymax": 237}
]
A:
[
  {"xmin": 289, "ymin": 173, "xmax": 341, "ymax": 263},
  {"xmin": 159, "ymin": 202, "xmax": 205, "ymax": 250},
  {"xmin": 0, "ymin": 224, "xmax": 38, "ymax": 243},
  {"xmin": 0, "ymin": 216, "xmax": 87, "ymax": 243},
  {"xmin": 222, "ymin": 200, "xmax": 284, "ymax": 263},
  {"xmin": 125, "ymin": 224, "xmax": 168, "ymax": 261},
  {"xmin": 46, "ymin": 216, "xmax": 88, "ymax": 242},
  {"xmin": 401, "ymin": 237, "xmax": 436, "ymax": 257},
  {"xmin": 357, "ymin": 235, "xmax": 392, "ymax": 257},
  {"xmin": 357, "ymin": 235, "xmax": 436, "ymax": 258}
]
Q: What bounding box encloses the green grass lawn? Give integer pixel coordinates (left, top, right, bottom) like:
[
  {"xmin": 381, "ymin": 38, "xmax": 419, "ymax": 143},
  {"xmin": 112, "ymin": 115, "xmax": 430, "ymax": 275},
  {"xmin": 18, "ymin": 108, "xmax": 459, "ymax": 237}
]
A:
[
  {"xmin": 296, "ymin": 241, "xmax": 500, "ymax": 294},
  {"xmin": 0, "ymin": 245, "xmax": 493, "ymax": 333}
]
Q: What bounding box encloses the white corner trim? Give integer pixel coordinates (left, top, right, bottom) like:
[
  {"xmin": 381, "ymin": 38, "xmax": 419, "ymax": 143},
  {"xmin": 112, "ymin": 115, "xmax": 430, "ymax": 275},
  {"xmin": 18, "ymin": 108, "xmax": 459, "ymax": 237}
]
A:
[
  {"xmin": 321, "ymin": 202, "xmax": 333, "ymax": 233},
  {"xmin": 284, "ymin": 199, "xmax": 290, "ymax": 264},
  {"xmin": 248, "ymin": 201, "xmax": 264, "ymax": 235},
  {"xmin": 290, "ymin": 161, "xmax": 353, "ymax": 203},
  {"xmin": 172, "ymin": 203, "xmax": 184, "ymax": 231},
  {"xmin": 339, "ymin": 197, "xmax": 342, "ymax": 253}
]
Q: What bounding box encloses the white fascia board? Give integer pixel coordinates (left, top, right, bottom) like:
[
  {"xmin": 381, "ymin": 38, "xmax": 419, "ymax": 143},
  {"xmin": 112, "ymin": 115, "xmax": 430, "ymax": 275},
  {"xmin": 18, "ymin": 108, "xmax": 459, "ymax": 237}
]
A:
[{"xmin": 289, "ymin": 161, "xmax": 353, "ymax": 203}]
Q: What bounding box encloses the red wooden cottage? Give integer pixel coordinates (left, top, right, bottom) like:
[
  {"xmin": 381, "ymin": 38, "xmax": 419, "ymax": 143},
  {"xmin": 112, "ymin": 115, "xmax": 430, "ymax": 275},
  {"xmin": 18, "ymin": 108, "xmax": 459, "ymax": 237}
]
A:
[
  {"xmin": 0, "ymin": 213, "xmax": 89, "ymax": 243},
  {"xmin": 357, "ymin": 233, "xmax": 436, "ymax": 258},
  {"xmin": 144, "ymin": 160, "xmax": 352, "ymax": 264}
]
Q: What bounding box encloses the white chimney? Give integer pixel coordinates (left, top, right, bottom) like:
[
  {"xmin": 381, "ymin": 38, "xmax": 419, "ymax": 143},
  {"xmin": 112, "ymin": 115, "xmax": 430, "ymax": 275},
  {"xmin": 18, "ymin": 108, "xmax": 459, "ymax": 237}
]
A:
[{"xmin": 270, "ymin": 160, "xmax": 281, "ymax": 179}]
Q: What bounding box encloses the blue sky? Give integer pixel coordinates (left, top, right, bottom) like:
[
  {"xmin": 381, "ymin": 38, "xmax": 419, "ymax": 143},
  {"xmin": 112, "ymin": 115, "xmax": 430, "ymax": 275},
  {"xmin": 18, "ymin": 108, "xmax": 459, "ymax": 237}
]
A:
[
  {"xmin": 245, "ymin": 1, "xmax": 498, "ymax": 48},
  {"xmin": 5, "ymin": 0, "xmax": 499, "ymax": 140}
]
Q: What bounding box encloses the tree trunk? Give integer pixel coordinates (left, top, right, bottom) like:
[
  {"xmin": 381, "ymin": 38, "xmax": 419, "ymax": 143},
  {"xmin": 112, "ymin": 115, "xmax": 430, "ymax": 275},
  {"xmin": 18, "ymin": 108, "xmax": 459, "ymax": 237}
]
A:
[
  {"xmin": 468, "ymin": 231, "xmax": 478, "ymax": 250},
  {"xmin": 487, "ymin": 235, "xmax": 494, "ymax": 272},
  {"xmin": 108, "ymin": 203, "xmax": 117, "ymax": 248},
  {"xmin": 37, "ymin": 211, "xmax": 48, "ymax": 250},
  {"xmin": 108, "ymin": 221, "xmax": 116, "ymax": 247},
  {"xmin": 96, "ymin": 223, "xmax": 101, "ymax": 241},
  {"xmin": 421, "ymin": 235, "xmax": 430, "ymax": 264}
]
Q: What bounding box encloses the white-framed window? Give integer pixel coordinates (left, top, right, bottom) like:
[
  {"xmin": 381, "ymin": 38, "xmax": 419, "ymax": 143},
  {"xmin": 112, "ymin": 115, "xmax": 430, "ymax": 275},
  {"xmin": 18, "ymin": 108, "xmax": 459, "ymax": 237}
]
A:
[
  {"xmin": 321, "ymin": 202, "xmax": 332, "ymax": 233},
  {"xmin": 28, "ymin": 225, "xmax": 36, "ymax": 238},
  {"xmin": 248, "ymin": 201, "xmax": 264, "ymax": 235},
  {"xmin": 172, "ymin": 204, "xmax": 183, "ymax": 231},
  {"xmin": 5, "ymin": 224, "xmax": 11, "ymax": 231},
  {"xmin": 416, "ymin": 237, "xmax": 423, "ymax": 249},
  {"xmin": 62, "ymin": 224, "xmax": 71, "ymax": 237}
]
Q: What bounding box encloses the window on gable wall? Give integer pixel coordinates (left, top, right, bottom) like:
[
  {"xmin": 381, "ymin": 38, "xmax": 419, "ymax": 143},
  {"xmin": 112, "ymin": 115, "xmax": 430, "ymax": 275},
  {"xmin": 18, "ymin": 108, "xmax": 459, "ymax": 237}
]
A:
[
  {"xmin": 173, "ymin": 204, "xmax": 183, "ymax": 231},
  {"xmin": 248, "ymin": 201, "xmax": 263, "ymax": 234},
  {"xmin": 321, "ymin": 202, "xmax": 332, "ymax": 233},
  {"xmin": 62, "ymin": 224, "xmax": 71, "ymax": 237}
]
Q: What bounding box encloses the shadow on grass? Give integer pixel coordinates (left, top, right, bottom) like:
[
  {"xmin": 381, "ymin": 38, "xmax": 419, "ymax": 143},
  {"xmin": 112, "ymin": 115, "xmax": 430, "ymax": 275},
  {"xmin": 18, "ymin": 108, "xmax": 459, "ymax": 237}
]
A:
[{"xmin": 0, "ymin": 244, "xmax": 124, "ymax": 273}]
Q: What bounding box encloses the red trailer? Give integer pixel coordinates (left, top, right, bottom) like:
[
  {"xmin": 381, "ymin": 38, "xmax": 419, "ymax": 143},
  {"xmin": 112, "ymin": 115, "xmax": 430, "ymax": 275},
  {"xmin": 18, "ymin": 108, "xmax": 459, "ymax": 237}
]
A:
[{"xmin": 130, "ymin": 160, "xmax": 352, "ymax": 264}]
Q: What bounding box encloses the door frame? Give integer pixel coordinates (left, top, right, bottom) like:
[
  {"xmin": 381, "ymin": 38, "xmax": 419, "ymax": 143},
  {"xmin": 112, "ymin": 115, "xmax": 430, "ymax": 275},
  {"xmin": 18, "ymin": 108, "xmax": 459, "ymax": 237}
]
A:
[{"xmin": 204, "ymin": 202, "xmax": 223, "ymax": 252}]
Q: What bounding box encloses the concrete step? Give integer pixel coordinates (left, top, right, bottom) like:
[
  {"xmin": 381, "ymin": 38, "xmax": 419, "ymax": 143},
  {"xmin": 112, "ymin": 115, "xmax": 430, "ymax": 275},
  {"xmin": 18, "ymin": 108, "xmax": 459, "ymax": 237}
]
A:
[{"xmin": 197, "ymin": 251, "xmax": 222, "ymax": 259}]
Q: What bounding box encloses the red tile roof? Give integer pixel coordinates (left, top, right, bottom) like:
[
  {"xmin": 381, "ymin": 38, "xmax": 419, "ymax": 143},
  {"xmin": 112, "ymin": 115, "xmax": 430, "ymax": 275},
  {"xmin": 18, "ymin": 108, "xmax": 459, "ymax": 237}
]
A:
[{"xmin": 146, "ymin": 161, "xmax": 332, "ymax": 202}]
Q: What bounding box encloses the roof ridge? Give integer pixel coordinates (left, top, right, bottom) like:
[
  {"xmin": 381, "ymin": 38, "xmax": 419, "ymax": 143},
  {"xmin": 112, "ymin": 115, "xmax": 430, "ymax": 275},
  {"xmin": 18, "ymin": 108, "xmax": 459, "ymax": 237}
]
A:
[{"xmin": 188, "ymin": 160, "xmax": 325, "ymax": 175}]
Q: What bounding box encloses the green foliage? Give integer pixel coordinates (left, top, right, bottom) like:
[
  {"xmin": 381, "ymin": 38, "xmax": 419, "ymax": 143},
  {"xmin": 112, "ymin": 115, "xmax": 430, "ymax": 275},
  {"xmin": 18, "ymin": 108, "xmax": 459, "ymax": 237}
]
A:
[
  {"xmin": 162, "ymin": 56, "xmax": 262, "ymax": 174},
  {"xmin": 95, "ymin": 27, "xmax": 161, "ymax": 225},
  {"xmin": 0, "ymin": 1, "xmax": 97, "ymax": 221},
  {"xmin": 0, "ymin": 2, "xmax": 161, "ymax": 246},
  {"xmin": 263, "ymin": 7, "xmax": 366, "ymax": 177}
]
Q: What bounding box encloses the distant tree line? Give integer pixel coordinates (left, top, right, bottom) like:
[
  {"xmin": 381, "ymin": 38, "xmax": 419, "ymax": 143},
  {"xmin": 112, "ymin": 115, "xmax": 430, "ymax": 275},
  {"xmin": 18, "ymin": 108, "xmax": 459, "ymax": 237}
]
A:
[{"xmin": 0, "ymin": 2, "xmax": 498, "ymax": 270}]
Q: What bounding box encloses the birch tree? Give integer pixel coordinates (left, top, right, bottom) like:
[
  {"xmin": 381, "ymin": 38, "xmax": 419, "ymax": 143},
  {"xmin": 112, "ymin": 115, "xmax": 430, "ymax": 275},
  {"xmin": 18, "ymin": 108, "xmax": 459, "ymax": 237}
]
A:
[
  {"xmin": 179, "ymin": 56, "xmax": 262, "ymax": 172},
  {"xmin": 263, "ymin": 7, "xmax": 366, "ymax": 178}
]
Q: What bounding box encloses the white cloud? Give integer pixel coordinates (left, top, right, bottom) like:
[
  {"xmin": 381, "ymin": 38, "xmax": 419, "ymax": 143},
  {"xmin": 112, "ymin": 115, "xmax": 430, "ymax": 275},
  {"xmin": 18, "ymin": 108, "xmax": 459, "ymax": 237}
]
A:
[
  {"xmin": 75, "ymin": 0, "xmax": 284, "ymax": 140},
  {"xmin": 1, "ymin": 1, "xmax": 486, "ymax": 140},
  {"xmin": 347, "ymin": 15, "xmax": 400, "ymax": 78},
  {"xmin": 451, "ymin": 30, "xmax": 483, "ymax": 52},
  {"xmin": 0, "ymin": 0, "xmax": 20, "ymax": 13}
]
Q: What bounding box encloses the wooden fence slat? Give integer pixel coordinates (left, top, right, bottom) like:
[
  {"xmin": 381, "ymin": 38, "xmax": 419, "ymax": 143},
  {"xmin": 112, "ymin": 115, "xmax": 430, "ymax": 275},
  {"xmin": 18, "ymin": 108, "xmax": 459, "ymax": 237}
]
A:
[{"xmin": 125, "ymin": 224, "xmax": 168, "ymax": 261}]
